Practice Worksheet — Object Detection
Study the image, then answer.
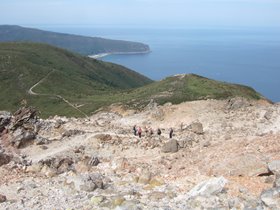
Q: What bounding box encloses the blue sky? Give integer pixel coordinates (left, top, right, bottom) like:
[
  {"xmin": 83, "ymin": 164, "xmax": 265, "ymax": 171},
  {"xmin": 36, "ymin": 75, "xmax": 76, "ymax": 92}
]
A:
[{"xmin": 1, "ymin": 0, "xmax": 280, "ymax": 28}]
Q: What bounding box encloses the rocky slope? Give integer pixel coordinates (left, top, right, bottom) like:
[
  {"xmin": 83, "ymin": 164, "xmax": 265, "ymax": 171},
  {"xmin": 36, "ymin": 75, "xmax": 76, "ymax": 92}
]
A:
[{"xmin": 0, "ymin": 97, "xmax": 280, "ymax": 209}]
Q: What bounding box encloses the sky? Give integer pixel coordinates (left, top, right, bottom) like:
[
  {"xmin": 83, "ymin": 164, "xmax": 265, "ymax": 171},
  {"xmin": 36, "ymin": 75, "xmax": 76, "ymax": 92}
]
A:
[{"xmin": 1, "ymin": 0, "xmax": 280, "ymax": 28}]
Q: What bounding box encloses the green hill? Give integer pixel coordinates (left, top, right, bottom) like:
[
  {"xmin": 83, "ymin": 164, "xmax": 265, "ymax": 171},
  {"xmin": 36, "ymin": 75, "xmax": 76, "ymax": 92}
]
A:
[
  {"xmin": 121, "ymin": 74, "xmax": 262, "ymax": 107},
  {"xmin": 0, "ymin": 43, "xmax": 263, "ymax": 118},
  {"xmin": 0, "ymin": 42, "xmax": 152, "ymax": 117},
  {"xmin": 0, "ymin": 25, "xmax": 150, "ymax": 55}
]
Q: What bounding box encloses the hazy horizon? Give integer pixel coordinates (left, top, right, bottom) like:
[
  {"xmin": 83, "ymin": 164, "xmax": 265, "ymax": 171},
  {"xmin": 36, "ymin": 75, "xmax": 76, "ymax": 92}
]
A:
[{"xmin": 1, "ymin": 0, "xmax": 280, "ymax": 28}]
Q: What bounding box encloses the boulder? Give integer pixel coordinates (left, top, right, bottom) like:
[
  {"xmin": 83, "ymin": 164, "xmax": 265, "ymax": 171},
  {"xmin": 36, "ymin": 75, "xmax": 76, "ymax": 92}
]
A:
[
  {"xmin": 161, "ymin": 139, "xmax": 178, "ymax": 153},
  {"xmin": 268, "ymin": 160, "xmax": 280, "ymax": 175},
  {"xmin": 188, "ymin": 122, "xmax": 203, "ymax": 134},
  {"xmin": 212, "ymin": 154, "xmax": 267, "ymax": 177},
  {"xmin": 0, "ymin": 152, "xmax": 12, "ymax": 166},
  {"xmin": 71, "ymin": 173, "xmax": 104, "ymax": 192},
  {"xmin": 187, "ymin": 177, "xmax": 228, "ymax": 198},
  {"xmin": 10, "ymin": 107, "xmax": 38, "ymax": 131},
  {"xmin": 0, "ymin": 111, "xmax": 11, "ymax": 133},
  {"xmin": 12, "ymin": 130, "xmax": 36, "ymax": 148},
  {"xmin": 260, "ymin": 187, "xmax": 280, "ymax": 209},
  {"xmin": 226, "ymin": 97, "xmax": 251, "ymax": 110},
  {"xmin": 268, "ymin": 160, "xmax": 280, "ymax": 187}
]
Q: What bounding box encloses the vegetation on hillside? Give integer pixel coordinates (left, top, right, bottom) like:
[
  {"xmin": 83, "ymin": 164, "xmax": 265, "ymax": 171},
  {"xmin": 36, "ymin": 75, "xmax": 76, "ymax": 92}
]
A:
[
  {"xmin": 0, "ymin": 43, "xmax": 263, "ymax": 118},
  {"xmin": 0, "ymin": 25, "xmax": 150, "ymax": 55},
  {"xmin": 0, "ymin": 42, "xmax": 152, "ymax": 117}
]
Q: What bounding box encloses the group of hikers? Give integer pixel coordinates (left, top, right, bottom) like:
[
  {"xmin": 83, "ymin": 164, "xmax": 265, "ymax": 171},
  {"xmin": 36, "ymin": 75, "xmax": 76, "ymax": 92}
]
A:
[{"xmin": 133, "ymin": 125, "xmax": 174, "ymax": 139}]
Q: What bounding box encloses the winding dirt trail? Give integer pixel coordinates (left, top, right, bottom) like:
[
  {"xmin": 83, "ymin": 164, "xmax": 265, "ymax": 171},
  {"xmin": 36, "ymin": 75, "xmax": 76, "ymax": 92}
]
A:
[{"xmin": 28, "ymin": 69, "xmax": 88, "ymax": 118}]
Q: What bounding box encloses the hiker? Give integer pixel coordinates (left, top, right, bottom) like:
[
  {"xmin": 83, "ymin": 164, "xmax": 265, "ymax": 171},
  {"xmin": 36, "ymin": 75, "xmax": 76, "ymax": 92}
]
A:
[
  {"xmin": 169, "ymin": 128, "xmax": 174, "ymax": 138},
  {"xmin": 149, "ymin": 127, "xmax": 154, "ymax": 136},
  {"xmin": 138, "ymin": 127, "xmax": 142, "ymax": 138},
  {"xmin": 157, "ymin": 128, "xmax": 161, "ymax": 136},
  {"xmin": 133, "ymin": 125, "xmax": 137, "ymax": 136},
  {"xmin": 144, "ymin": 126, "xmax": 148, "ymax": 136}
]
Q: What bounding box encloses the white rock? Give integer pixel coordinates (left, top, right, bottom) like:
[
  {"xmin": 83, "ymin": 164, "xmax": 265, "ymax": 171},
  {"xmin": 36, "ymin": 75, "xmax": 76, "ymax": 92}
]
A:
[{"xmin": 187, "ymin": 177, "xmax": 228, "ymax": 198}]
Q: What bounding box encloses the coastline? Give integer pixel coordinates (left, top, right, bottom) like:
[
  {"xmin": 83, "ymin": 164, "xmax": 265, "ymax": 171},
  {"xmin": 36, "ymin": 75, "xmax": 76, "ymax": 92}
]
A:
[{"xmin": 88, "ymin": 50, "xmax": 151, "ymax": 59}]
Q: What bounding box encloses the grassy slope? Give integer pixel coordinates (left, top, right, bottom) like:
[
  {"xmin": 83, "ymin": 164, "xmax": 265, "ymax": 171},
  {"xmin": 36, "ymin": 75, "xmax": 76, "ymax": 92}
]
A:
[
  {"xmin": 121, "ymin": 74, "xmax": 262, "ymax": 107},
  {"xmin": 0, "ymin": 42, "xmax": 152, "ymax": 117},
  {"xmin": 0, "ymin": 25, "xmax": 150, "ymax": 55},
  {"xmin": 0, "ymin": 43, "xmax": 263, "ymax": 118}
]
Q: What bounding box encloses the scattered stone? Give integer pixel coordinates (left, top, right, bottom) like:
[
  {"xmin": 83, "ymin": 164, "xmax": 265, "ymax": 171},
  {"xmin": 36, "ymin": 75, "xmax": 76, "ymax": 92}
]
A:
[
  {"xmin": 34, "ymin": 136, "xmax": 49, "ymax": 145},
  {"xmin": 187, "ymin": 177, "xmax": 228, "ymax": 198},
  {"xmin": 149, "ymin": 191, "xmax": 167, "ymax": 200},
  {"xmin": 161, "ymin": 139, "xmax": 178, "ymax": 153},
  {"xmin": 95, "ymin": 134, "xmax": 112, "ymax": 142},
  {"xmin": 177, "ymin": 136, "xmax": 194, "ymax": 148},
  {"xmin": 264, "ymin": 110, "xmax": 274, "ymax": 120},
  {"xmin": 138, "ymin": 170, "xmax": 152, "ymax": 184},
  {"xmin": 41, "ymin": 165, "xmax": 57, "ymax": 177},
  {"xmin": 62, "ymin": 129, "xmax": 84, "ymax": 138},
  {"xmin": 26, "ymin": 163, "xmax": 43, "ymax": 173},
  {"xmin": 91, "ymin": 196, "xmax": 105, "ymax": 206},
  {"xmin": 40, "ymin": 145, "xmax": 48, "ymax": 150},
  {"xmin": 88, "ymin": 156, "xmax": 100, "ymax": 166},
  {"xmin": 74, "ymin": 145, "xmax": 85, "ymax": 153},
  {"xmin": 203, "ymin": 141, "xmax": 211, "ymax": 147},
  {"xmin": 0, "ymin": 194, "xmax": 7, "ymax": 203},
  {"xmin": 116, "ymin": 200, "xmax": 140, "ymax": 210},
  {"xmin": 113, "ymin": 196, "xmax": 125, "ymax": 207},
  {"xmin": 54, "ymin": 119, "xmax": 64, "ymax": 128}
]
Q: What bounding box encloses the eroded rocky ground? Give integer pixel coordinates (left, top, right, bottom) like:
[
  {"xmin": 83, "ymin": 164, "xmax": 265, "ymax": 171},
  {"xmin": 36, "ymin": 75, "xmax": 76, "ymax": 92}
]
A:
[{"xmin": 1, "ymin": 97, "xmax": 280, "ymax": 210}]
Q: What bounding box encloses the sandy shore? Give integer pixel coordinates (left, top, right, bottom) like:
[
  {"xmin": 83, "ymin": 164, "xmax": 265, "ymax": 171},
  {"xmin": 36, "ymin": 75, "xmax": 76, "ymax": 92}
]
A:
[{"xmin": 88, "ymin": 50, "xmax": 151, "ymax": 59}]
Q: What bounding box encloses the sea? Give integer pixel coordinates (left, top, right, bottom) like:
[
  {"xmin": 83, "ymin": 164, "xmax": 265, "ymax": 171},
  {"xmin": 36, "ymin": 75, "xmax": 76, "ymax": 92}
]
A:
[{"xmin": 39, "ymin": 26, "xmax": 280, "ymax": 102}]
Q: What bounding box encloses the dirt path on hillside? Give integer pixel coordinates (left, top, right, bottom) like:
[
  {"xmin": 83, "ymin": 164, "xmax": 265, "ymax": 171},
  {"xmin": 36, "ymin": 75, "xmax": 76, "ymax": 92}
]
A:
[{"xmin": 27, "ymin": 69, "xmax": 88, "ymax": 117}]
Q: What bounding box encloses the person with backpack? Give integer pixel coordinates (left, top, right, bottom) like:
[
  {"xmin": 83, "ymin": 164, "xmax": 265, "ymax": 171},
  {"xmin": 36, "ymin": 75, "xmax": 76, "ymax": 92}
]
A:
[
  {"xmin": 133, "ymin": 125, "xmax": 137, "ymax": 136},
  {"xmin": 138, "ymin": 127, "xmax": 142, "ymax": 138},
  {"xmin": 157, "ymin": 128, "xmax": 161, "ymax": 136},
  {"xmin": 169, "ymin": 128, "xmax": 174, "ymax": 138}
]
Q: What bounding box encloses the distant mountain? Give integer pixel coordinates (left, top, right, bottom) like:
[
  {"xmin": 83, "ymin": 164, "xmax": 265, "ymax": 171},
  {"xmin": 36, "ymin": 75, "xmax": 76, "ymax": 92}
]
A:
[
  {"xmin": 0, "ymin": 42, "xmax": 263, "ymax": 117},
  {"xmin": 0, "ymin": 25, "xmax": 150, "ymax": 55}
]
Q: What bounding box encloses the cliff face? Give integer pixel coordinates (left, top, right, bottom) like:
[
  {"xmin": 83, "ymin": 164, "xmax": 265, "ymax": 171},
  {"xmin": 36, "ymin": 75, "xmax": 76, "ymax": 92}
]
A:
[{"xmin": 1, "ymin": 98, "xmax": 280, "ymax": 209}]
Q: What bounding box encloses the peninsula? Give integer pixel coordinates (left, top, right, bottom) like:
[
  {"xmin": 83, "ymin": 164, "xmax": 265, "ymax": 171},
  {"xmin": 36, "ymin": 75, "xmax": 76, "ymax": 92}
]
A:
[{"xmin": 0, "ymin": 25, "xmax": 150, "ymax": 55}]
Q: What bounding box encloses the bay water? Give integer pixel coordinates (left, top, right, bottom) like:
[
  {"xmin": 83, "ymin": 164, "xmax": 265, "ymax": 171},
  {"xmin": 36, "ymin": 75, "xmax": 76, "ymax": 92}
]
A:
[{"xmin": 40, "ymin": 26, "xmax": 280, "ymax": 102}]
